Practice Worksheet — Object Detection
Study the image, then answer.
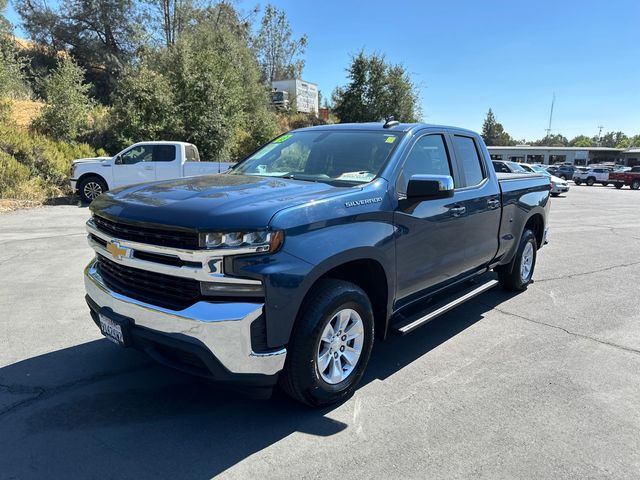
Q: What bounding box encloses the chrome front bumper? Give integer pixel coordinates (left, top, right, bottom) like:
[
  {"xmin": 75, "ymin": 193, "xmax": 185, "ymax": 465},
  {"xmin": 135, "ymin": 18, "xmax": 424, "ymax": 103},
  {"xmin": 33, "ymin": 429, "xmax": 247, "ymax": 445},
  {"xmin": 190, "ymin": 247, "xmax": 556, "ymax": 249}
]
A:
[{"xmin": 84, "ymin": 259, "xmax": 286, "ymax": 376}]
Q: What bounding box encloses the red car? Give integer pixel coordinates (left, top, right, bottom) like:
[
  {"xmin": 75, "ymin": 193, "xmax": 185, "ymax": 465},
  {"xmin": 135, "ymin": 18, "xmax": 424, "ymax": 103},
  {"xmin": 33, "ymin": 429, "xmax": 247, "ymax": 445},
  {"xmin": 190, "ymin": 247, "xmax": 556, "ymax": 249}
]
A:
[{"xmin": 609, "ymin": 166, "xmax": 640, "ymax": 190}]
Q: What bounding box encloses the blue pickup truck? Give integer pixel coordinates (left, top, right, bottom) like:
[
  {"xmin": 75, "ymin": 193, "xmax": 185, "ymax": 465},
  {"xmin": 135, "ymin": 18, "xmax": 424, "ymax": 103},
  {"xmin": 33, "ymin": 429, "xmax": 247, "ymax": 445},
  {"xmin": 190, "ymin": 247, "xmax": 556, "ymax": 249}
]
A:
[{"xmin": 84, "ymin": 121, "xmax": 550, "ymax": 406}]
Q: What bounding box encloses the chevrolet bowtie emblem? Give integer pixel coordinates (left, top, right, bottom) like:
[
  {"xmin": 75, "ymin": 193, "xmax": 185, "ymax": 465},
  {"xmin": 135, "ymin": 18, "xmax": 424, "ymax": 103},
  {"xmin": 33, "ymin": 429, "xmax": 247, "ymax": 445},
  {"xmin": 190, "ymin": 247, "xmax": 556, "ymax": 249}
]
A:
[{"xmin": 106, "ymin": 241, "xmax": 130, "ymax": 260}]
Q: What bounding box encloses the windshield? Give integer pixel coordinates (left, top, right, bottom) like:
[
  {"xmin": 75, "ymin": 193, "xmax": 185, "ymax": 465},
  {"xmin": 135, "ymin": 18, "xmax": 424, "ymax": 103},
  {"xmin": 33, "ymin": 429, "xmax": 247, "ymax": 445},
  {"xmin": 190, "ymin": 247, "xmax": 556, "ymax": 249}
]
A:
[
  {"xmin": 506, "ymin": 161, "xmax": 528, "ymax": 173},
  {"xmin": 230, "ymin": 130, "xmax": 402, "ymax": 184},
  {"xmin": 530, "ymin": 165, "xmax": 551, "ymax": 176}
]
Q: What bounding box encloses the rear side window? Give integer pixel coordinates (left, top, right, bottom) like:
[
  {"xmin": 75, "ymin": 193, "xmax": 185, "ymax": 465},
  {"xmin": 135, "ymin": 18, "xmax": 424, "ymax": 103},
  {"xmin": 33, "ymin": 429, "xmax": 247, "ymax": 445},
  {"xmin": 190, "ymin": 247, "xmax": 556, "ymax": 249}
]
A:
[
  {"xmin": 185, "ymin": 145, "xmax": 200, "ymax": 162},
  {"xmin": 400, "ymin": 134, "xmax": 452, "ymax": 192},
  {"xmin": 153, "ymin": 145, "xmax": 177, "ymax": 162},
  {"xmin": 453, "ymin": 135, "xmax": 485, "ymax": 188},
  {"xmin": 493, "ymin": 161, "xmax": 509, "ymax": 173}
]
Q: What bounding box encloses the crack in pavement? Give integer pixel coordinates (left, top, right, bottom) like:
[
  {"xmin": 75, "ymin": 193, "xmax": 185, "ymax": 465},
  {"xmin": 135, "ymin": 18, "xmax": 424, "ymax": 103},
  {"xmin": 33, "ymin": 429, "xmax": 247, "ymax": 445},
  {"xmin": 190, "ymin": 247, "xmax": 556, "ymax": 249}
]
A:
[
  {"xmin": 0, "ymin": 232, "xmax": 86, "ymax": 246},
  {"xmin": 479, "ymin": 302, "xmax": 640, "ymax": 357},
  {"xmin": 0, "ymin": 364, "xmax": 153, "ymax": 418},
  {"xmin": 535, "ymin": 260, "xmax": 640, "ymax": 283}
]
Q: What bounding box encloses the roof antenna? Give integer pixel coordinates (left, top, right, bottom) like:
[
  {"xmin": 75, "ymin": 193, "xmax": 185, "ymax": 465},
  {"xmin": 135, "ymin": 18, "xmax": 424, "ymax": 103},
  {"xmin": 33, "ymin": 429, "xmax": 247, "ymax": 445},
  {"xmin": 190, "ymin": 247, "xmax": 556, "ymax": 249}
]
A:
[{"xmin": 383, "ymin": 116, "xmax": 400, "ymax": 129}]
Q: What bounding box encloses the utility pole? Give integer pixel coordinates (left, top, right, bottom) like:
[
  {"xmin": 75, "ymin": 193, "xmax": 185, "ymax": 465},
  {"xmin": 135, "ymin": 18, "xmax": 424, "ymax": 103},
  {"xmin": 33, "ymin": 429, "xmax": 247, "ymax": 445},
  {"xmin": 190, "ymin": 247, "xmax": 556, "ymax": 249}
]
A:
[
  {"xmin": 545, "ymin": 93, "xmax": 555, "ymax": 138},
  {"xmin": 597, "ymin": 125, "xmax": 604, "ymax": 146}
]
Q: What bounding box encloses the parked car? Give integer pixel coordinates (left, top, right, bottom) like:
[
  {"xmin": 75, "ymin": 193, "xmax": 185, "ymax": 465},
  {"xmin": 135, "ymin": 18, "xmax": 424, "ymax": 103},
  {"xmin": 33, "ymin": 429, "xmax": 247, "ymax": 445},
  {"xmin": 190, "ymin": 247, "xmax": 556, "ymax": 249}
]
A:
[
  {"xmin": 83, "ymin": 122, "xmax": 550, "ymax": 406},
  {"xmin": 492, "ymin": 160, "xmax": 528, "ymax": 174},
  {"xmin": 609, "ymin": 166, "xmax": 640, "ymax": 189},
  {"xmin": 71, "ymin": 141, "xmax": 234, "ymax": 203},
  {"xmin": 573, "ymin": 167, "xmax": 612, "ymax": 186},
  {"xmin": 517, "ymin": 163, "xmax": 569, "ymax": 197},
  {"xmin": 552, "ymin": 165, "xmax": 579, "ymax": 181}
]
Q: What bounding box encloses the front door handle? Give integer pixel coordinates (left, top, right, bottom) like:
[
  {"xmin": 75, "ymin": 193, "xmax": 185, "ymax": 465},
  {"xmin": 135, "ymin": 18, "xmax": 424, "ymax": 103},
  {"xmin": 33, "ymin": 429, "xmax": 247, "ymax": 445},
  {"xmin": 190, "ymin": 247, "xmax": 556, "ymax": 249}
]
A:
[
  {"xmin": 449, "ymin": 206, "xmax": 466, "ymax": 217},
  {"xmin": 144, "ymin": 166, "xmax": 154, "ymax": 170}
]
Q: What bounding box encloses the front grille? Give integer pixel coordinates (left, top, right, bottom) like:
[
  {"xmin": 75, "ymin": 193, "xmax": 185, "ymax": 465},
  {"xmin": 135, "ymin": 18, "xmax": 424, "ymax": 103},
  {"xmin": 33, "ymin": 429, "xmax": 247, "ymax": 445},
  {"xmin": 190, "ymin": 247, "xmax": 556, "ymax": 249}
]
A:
[
  {"xmin": 96, "ymin": 254, "xmax": 201, "ymax": 310},
  {"xmin": 93, "ymin": 215, "xmax": 199, "ymax": 250}
]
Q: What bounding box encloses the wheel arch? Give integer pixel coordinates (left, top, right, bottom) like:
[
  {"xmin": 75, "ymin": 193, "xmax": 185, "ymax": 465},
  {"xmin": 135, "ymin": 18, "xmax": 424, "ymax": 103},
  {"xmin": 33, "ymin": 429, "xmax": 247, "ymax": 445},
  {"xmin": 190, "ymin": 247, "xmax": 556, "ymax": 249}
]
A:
[{"xmin": 76, "ymin": 172, "xmax": 109, "ymax": 191}]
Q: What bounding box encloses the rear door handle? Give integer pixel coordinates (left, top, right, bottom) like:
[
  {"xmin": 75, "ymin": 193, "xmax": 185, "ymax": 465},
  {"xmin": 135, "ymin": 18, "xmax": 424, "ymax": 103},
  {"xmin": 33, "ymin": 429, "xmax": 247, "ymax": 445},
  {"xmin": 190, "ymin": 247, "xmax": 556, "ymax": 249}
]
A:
[
  {"xmin": 450, "ymin": 206, "xmax": 466, "ymax": 217},
  {"xmin": 488, "ymin": 198, "xmax": 500, "ymax": 209}
]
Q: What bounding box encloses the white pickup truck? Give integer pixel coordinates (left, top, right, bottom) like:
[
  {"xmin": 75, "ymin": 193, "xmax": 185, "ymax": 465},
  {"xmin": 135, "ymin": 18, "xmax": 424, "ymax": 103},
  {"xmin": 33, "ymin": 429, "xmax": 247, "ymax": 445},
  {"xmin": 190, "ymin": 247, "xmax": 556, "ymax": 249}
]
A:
[{"xmin": 71, "ymin": 141, "xmax": 233, "ymax": 202}]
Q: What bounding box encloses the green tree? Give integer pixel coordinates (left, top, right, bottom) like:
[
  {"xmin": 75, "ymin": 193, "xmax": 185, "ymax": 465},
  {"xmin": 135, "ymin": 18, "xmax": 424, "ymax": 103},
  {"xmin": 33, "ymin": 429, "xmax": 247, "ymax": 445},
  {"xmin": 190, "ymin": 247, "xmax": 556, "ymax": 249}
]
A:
[
  {"xmin": 532, "ymin": 133, "xmax": 569, "ymax": 147},
  {"xmin": 33, "ymin": 56, "xmax": 93, "ymax": 141},
  {"xmin": 110, "ymin": 64, "xmax": 177, "ymax": 144},
  {"xmin": 481, "ymin": 109, "xmax": 515, "ymax": 146},
  {"xmin": 254, "ymin": 4, "xmax": 307, "ymax": 83},
  {"xmin": 598, "ymin": 131, "xmax": 628, "ymax": 148},
  {"xmin": 569, "ymin": 135, "xmax": 593, "ymax": 147},
  {"xmin": 332, "ymin": 51, "xmax": 420, "ymax": 123},
  {"xmin": 110, "ymin": 4, "xmax": 278, "ymax": 161},
  {"xmin": 0, "ymin": 0, "xmax": 29, "ymax": 102},
  {"xmin": 16, "ymin": 0, "xmax": 144, "ymax": 102}
]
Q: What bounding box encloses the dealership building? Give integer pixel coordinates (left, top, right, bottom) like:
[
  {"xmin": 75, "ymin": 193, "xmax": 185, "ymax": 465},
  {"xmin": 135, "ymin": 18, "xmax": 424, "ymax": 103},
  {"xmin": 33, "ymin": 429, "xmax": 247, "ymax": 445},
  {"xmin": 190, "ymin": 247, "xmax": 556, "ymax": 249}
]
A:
[{"xmin": 487, "ymin": 146, "xmax": 640, "ymax": 166}]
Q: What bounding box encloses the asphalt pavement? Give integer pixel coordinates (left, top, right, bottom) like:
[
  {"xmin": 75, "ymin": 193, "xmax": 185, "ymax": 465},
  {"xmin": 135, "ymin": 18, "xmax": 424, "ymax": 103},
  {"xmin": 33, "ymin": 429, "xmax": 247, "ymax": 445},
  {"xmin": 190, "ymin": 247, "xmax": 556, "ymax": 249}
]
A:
[{"xmin": 1, "ymin": 185, "xmax": 639, "ymax": 479}]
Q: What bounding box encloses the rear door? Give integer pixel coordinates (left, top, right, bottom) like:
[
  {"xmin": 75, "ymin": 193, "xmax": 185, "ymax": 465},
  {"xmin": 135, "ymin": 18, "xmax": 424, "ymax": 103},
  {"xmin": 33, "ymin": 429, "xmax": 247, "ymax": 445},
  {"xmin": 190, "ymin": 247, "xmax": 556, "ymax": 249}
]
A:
[
  {"xmin": 112, "ymin": 144, "xmax": 156, "ymax": 187},
  {"xmin": 449, "ymin": 134, "xmax": 502, "ymax": 272},
  {"xmin": 394, "ymin": 132, "xmax": 469, "ymax": 303},
  {"xmin": 152, "ymin": 144, "xmax": 182, "ymax": 181}
]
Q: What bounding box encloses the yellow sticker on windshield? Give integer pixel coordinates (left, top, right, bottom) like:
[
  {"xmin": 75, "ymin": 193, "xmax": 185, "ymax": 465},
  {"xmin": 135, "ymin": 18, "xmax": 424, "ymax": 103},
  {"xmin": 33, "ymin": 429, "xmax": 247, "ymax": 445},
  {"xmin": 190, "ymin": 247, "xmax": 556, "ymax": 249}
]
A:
[
  {"xmin": 385, "ymin": 136, "xmax": 396, "ymax": 144},
  {"xmin": 273, "ymin": 134, "xmax": 292, "ymax": 144}
]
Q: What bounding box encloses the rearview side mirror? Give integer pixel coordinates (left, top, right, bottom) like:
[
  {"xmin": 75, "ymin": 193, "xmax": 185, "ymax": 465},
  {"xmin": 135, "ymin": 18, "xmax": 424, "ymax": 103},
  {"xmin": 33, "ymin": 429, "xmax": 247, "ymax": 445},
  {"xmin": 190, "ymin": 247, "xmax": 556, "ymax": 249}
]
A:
[
  {"xmin": 407, "ymin": 174, "xmax": 454, "ymax": 200},
  {"xmin": 114, "ymin": 155, "xmax": 122, "ymax": 165}
]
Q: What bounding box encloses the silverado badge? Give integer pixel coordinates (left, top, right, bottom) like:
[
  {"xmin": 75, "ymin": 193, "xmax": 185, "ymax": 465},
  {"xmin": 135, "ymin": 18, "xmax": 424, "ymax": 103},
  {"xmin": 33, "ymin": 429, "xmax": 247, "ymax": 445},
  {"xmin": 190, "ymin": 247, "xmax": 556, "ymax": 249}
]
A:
[{"xmin": 106, "ymin": 241, "xmax": 130, "ymax": 260}]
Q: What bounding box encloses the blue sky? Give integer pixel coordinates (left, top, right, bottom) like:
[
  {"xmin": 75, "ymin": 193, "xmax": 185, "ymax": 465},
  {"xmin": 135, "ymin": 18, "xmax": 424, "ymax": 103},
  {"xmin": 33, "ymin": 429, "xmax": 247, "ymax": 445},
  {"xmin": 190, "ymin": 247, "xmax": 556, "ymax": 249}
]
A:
[{"xmin": 6, "ymin": 0, "xmax": 640, "ymax": 140}]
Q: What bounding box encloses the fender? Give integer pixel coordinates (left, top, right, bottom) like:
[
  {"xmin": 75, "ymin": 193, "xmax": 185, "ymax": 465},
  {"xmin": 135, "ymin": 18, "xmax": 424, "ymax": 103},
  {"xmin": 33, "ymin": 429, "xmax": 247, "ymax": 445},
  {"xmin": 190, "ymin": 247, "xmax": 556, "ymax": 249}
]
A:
[{"xmin": 233, "ymin": 220, "xmax": 396, "ymax": 348}]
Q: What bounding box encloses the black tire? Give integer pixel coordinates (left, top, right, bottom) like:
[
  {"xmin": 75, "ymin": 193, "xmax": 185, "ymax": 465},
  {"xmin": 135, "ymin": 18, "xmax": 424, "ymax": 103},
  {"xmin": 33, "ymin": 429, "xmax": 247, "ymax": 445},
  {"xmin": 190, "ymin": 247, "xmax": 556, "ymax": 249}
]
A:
[
  {"xmin": 560, "ymin": 175, "xmax": 567, "ymax": 180},
  {"xmin": 496, "ymin": 229, "xmax": 537, "ymax": 291},
  {"xmin": 280, "ymin": 279, "xmax": 374, "ymax": 407},
  {"xmin": 78, "ymin": 176, "xmax": 108, "ymax": 203},
  {"xmin": 601, "ymin": 182, "xmax": 609, "ymax": 187},
  {"xmin": 615, "ymin": 183, "xmax": 623, "ymax": 189},
  {"xmin": 550, "ymin": 192, "xmax": 560, "ymax": 197},
  {"xmin": 632, "ymin": 180, "xmax": 640, "ymax": 190},
  {"xmin": 574, "ymin": 179, "xmax": 582, "ymax": 185},
  {"xmin": 586, "ymin": 177, "xmax": 595, "ymax": 186}
]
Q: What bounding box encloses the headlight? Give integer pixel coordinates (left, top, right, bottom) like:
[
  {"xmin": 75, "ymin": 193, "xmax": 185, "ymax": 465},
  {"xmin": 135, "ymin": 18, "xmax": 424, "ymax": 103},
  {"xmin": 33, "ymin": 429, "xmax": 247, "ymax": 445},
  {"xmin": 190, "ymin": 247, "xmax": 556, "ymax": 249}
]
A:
[{"xmin": 200, "ymin": 229, "xmax": 283, "ymax": 253}]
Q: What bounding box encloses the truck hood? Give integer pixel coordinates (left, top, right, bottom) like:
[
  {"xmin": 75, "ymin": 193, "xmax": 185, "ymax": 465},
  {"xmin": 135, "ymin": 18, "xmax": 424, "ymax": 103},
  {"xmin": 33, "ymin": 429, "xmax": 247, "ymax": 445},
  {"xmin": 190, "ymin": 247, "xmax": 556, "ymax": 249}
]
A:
[
  {"xmin": 73, "ymin": 157, "xmax": 111, "ymax": 165},
  {"xmin": 90, "ymin": 174, "xmax": 354, "ymax": 231}
]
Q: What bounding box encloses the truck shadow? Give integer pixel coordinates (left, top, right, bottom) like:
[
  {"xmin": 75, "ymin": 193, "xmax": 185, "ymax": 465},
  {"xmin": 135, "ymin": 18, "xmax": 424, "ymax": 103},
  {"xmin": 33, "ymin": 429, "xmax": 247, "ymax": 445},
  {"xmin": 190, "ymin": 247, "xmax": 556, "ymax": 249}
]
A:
[{"xmin": 0, "ymin": 289, "xmax": 518, "ymax": 479}]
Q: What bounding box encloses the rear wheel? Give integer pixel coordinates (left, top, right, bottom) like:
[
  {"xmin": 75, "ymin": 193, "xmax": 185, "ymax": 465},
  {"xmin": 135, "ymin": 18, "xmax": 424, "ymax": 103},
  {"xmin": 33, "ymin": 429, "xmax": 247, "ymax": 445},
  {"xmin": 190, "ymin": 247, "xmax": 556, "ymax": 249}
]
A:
[
  {"xmin": 550, "ymin": 192, "xmax": 560, "ymax": 197},
  {"xmin": 615, "ymin": 183, "xmax": 624, "ymax": 189},
  {"xmin": 602, "ymin": 182, "xmax": 609, "ymax": 187},
  {"xmin": 280, "ymin": 279, "xmax": 374, "ymax": 406},
  {"xmin": 574, "ymin": 179, "xmax": 582, "ymax": 185},
  {"xmin": 586, "ymin": 177, "xmax": 595, "ymax": 186},
  {"xmin": 560, "ymin": 175, "xmax": 567, "ymax": 180},
  {"xmin": 496, "ymin": 229, "xmax": 537, "ymax": 291},
  {"xmin": 632, "ymin": 180, "xmax": 640, "ymax": 190},
  {"xmin": 78, "ymin": 176, "xmax": 107, "ymax": 203}
]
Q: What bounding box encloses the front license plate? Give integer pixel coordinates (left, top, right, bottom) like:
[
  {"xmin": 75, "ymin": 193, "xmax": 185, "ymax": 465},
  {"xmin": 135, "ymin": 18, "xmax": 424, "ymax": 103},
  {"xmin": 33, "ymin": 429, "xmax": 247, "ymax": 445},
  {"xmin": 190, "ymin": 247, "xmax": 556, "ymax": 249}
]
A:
[{"xmin": 99, "ymin": 313, "xmax": 125, "ymax": 346}]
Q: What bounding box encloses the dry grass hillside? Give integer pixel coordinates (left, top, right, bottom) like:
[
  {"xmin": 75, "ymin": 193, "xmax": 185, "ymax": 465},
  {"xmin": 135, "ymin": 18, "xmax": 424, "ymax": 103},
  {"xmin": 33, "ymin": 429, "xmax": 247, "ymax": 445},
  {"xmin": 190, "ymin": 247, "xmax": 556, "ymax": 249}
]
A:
[{"xmin": 10, "ymin": 100, "xmax": 44, "ymax": 128}]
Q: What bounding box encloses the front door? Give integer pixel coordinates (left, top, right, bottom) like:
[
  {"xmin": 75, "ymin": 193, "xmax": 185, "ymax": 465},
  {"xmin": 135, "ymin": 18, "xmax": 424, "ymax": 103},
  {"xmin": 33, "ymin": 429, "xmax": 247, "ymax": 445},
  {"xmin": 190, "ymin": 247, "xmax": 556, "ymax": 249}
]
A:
[
  {"xmin": 394, "ymin": 132, "xmax": 470, "ymax": 304},
  {"xmin": 112, "ymin": 144, "xmax": 157, "ymax": 188}
]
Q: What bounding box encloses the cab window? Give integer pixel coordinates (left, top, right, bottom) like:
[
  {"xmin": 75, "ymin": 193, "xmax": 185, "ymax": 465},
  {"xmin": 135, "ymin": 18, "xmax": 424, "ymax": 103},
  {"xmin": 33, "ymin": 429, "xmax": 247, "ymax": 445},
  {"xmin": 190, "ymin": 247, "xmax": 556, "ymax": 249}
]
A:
[
  {"xmin": 453, "ymin": 135, "xmax": 486, "ymax": 187},
  {"xmin": 153, "ymin": 145, "xmax": 176, "ymax": 162}
]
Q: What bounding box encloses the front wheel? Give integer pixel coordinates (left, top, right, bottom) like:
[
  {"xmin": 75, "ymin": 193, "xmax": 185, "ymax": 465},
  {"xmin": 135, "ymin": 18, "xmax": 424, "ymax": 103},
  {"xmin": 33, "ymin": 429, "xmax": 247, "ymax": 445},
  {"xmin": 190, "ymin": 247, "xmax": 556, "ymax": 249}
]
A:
[
  {"xmin": 280, "ymin": 279, "xmax": 374, "ymax": 406},
  {"xmin": 496, "ymin": 229, "xmax": 537, "ymax": 291},
  {"xmin": 550, "ymin": 192, "xmax": 560, "ymax": 197},
  {"xmin": 632, "ymin": 180, "xmax": 640, "ymax": 190},
  {"xmin": 601, "ymin": 182, "xmax": 609, "ymax": 187},
  {"xmin": 615, "ymin": 183, "xmax": 623, "ymax": 189},
  {"xmin": 78, "ymin": 176, "xmax": 108, "ymax": 203},
  {"xmin": 574, "ymin": 179, "xmax": 582, "ymax": 185},
  {"xmin": 586, "ymin": 177, "xmax": 595, "ymax": 186}
]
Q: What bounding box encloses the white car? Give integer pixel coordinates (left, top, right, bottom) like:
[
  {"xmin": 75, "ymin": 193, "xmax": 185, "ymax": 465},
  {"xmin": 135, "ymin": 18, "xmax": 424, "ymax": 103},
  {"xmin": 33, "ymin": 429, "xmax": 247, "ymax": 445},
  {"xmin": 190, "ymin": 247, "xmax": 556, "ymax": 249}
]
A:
[
  {"xmin": 71, "ymin": 141, "xmax": 234, "ymax": 202},
  {"xmin": 518, "ymin": 163, "xmax": 570, "ymax": 197},
  {"xmin": 572, "ymin": 167, "xmax": 611, "ymax": 186}
]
